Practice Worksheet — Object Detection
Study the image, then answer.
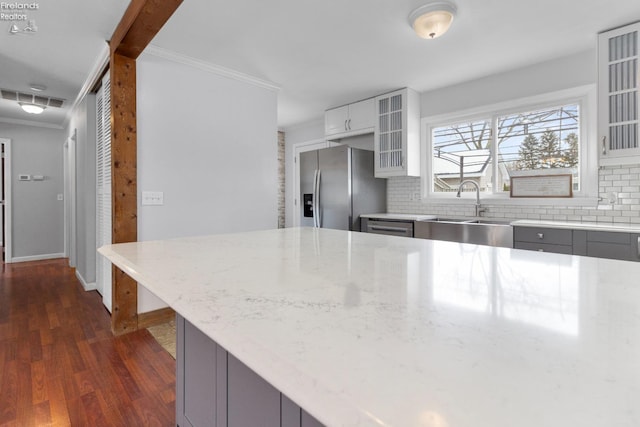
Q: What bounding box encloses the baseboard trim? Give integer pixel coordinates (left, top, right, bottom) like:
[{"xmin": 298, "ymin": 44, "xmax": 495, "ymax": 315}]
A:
[
  {"xmin": 10, "ymin": 253, "xmax": 66, "ymax": 263},
  {"xmin": 75, "ymin": 270, "xmax": 97, "ymax": 292},
  {"xmin": 138, "ymin": 307, "xmax": 175, "ymax": 329}
]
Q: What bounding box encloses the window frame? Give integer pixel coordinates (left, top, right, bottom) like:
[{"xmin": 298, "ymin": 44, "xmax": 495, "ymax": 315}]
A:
[{"xmin": 420, "ymin": 85, "xmax": 598, "ymax": 206}]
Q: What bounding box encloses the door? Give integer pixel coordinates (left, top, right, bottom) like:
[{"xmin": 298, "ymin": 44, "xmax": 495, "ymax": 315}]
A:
[
  {"xmin": 299, "ymin": 151, "xmax": 318, "ymax": 228},
  {"xmin": 318, "ymin": 145, "xmax": 350, "ymax": 230},
  {"xmin": 96, "ymin": 74, "xmax": 112, "ymax": 309},
  {"xmin": 0, "ymin": 138, "xmax": 11, "ymax": 262},
  {"xmin": 64, "ymin": 134, "xmax": 77, "ymax": 267},
  {"xmin": 598, "ymin": 23, "xmax": 640, "ymax": 164},
  {"xmin": 0, "ymin": 143, "xmax": 3, "ymax": 250},
  {"xmin": 324, "ymin": 105, "xmax": 349, "ymax": 136},
  {"xmin": 347, "ymin": 98, "xmax": 375, "ymax": 132}
]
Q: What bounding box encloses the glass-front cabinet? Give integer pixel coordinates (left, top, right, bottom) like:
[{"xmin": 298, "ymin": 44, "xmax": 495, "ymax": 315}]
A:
[
  {"xmin": 374, "ymin": 88, "xmax": 421, "ymax": 177},
  {"xmin": 598, "ymin": 22, "xmax": 640, "ymax": 165}
]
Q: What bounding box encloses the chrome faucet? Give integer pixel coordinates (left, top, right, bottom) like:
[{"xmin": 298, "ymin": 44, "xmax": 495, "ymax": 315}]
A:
[{"xmin": 456, "ymin": 180, "xmax": 485, "ymax": 217}]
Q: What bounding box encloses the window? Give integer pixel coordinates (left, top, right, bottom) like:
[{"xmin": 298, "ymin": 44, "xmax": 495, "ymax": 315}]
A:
[{"xmin": 423, "ymin": 87, "xmax": 596, "ymax": 202}]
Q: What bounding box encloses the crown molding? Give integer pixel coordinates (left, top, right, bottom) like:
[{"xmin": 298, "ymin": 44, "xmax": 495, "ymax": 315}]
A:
[
  {"xmin": 0, "ymin": 116, "xmax": 64, "ymax": 130},
  {"xmin": 62, "ymin": 42, "xmax": 110, "ymax": 129},
  {"xmin": 144, "ymin": 44, "xmax": 281, "ymax": 92}
]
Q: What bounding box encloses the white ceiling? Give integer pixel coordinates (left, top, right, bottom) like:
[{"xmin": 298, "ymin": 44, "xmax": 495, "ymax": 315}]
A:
[
  {"xmin": 0, "ymin": 0, "xmax": 129, "ymax": 128},
  {"xmin": 2, "ymin": 0, "xmax": 640, "ymax": 130}
]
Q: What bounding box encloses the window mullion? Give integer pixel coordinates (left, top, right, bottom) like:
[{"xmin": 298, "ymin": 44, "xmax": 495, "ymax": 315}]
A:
[{"xmin": 491, "ymin": 115, "xmax": 499, "ymax": 195}]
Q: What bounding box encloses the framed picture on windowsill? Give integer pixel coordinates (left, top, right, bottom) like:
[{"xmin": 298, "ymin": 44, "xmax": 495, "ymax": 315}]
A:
[{"xmin": 510, "ymin": 174, "xmax": 573, "ymax": 198}]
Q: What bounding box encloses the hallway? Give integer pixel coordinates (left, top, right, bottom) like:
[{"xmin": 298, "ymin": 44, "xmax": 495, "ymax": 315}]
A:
[{"xmin": 0, "ymin": 259, "xmax": 176, "ymax": 426}]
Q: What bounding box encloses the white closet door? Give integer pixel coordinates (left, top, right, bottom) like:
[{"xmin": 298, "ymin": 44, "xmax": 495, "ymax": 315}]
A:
[{"xmin": 96, "ymin": 73, "xmax": 113, "ymax": 312}]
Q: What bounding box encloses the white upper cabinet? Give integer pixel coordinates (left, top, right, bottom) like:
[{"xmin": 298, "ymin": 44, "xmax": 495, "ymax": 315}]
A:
[
  {"xmin": 325, "ymin": 98, "xmax": 375, "ymax": 138},
  {"xmin": 374, "ymin": 88, "xmax": 420, "ymax": 177},
  {"xmin": 598, "ymin": 22, "xmax": 640, "ymax": 165}
]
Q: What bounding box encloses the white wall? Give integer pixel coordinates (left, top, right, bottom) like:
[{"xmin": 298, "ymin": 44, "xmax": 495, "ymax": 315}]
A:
[
  {"xmin": 66, "ymin": 95, "xmax": 97, "ymax": 289},
  {"xmin": 419, "ymin": 49, "xmax": 597, "ymax": 117},
  {"xmin": 136, "ymin": 51, "xmax": 279, "ymax": 312},
  {"xmin": 0, "ymin": 123, "xmax": 65, "ymax": 260}
]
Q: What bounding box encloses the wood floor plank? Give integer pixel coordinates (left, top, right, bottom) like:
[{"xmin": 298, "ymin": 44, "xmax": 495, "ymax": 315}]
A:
[
  {"xmin": 14, "ymin": 360, "xmax": 33, "ymax": 427},
  {"xmin": 46, "ymin": 377, "xmax": 72, "ymax": 427},
  {"xmin": 28, "ymin": 330, "xmax": 42, "ymax": 362},
  {"xmin": 0, "ymin": 359, "xmax": 17, "ymax": 424},
  {"xmin": 31, "ymin": 400, "xmax": 52, "ymax": 426},
  {"xmin": 30, "ymin": 360, "xmax": 48, "ymax": 404},
  {"xmin": 0, "ymin": 259, "xmax": 176, "ymax": 426}
]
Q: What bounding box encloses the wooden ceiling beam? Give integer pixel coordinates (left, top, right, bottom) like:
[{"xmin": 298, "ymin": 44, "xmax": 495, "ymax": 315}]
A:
[{"xmin": 110, "ymin": 0, "xmax": 183, "ymax": 59}]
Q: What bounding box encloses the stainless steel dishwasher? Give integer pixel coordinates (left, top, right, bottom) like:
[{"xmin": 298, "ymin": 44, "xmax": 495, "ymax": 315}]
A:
[{"xmin": 361, "ymin": 218, "xmax": 414, "ymax": 237}]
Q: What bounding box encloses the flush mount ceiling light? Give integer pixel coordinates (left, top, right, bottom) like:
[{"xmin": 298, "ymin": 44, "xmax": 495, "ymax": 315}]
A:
[
  {"xmin": 408, "ymin": 1, "xmax": 457, "ymax": 39},
  {"xmin": 19, "ymin": 102, "xmax": 45, "ymax": 114},
  {"xmin": 29, "ymin": 84, "xmax": 47, "ymax": 92}
]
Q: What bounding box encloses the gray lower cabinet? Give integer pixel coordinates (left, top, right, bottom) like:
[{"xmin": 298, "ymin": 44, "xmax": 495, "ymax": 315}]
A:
[
  {"xmin": 513, "ymin": 227, "xmax": 573, "ymax": 254},
  {"xmin": 514, "ymin": 226, "xmax": 640, "ymax": 262},
  {"xmin": 574, "ymin": 230, "xmax": 640, "ymax": 261},
  {"xmin": 176, "ymin": 315, "xmax": 324, "ymax": 427}
]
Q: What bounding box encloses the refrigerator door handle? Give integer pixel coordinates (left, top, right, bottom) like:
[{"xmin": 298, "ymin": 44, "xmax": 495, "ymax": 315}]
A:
[
  {"xmin": 312, "ymin": 169, "xmax": 318, "ymax": 227},
  {"xmin": 315, "ymin": 169, "xmax": 322, "ymax": 227}
]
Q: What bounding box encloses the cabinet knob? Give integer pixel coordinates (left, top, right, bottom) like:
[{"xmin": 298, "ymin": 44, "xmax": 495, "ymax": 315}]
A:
[
  {"xmin": 602, "ymin": 136, "xmax": 607, "ymax": 155},
  {"xmin": 344, "ymin": 120, "xmax": 348, "ymax": 131},
  {"xmin": 537, "ymin": 233, "xmax": 544, "ymax": 239},
  {"xmin": 348, "ymin": 119, "xmax": 351, "ymax": 130}
]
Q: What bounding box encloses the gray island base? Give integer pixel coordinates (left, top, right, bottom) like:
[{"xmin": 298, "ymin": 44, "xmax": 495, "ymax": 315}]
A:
[{"xmin": 177, "ymin": 315, "xmax": 323, "ymax": 427}]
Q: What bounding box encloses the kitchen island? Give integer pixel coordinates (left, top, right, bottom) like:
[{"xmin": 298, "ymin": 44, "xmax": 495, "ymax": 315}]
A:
[{"xmin": 98, "ymin": 227, "xmax": 640, "ymax": 427}]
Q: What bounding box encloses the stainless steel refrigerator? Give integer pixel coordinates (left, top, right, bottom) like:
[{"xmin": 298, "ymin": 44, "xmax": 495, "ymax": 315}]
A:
[{"xmin": 300, "ymin": 145, "xmax": 386, "ymax": 231}]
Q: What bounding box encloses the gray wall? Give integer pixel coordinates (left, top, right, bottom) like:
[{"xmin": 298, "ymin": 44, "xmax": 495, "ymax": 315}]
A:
[
  {"xmin": 0, "ymin": 123, "xmax": 65, "ymax": 259},
  {"xmin": 136, "ymin": 51, "xmax": 279, "ymax": 312},
  {"xmin": 67, "ymin": 94, "xmax": 97, "ymax": 287}
]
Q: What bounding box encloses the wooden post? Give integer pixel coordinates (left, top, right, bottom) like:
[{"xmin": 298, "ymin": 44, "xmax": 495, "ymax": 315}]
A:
[
  {"xmin": 108, "ymin": 0, "xmax": 182, "ymax": 335},
  {"xmin": 110, "ymin": 53, "xmax": 138, "ymax": 335}
]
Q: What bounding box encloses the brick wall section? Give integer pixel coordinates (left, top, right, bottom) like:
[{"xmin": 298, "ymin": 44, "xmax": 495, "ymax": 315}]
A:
[
  {"xmin": 387, "ymin": 164, "xmax": 640, "ymax": 224},
  {"xmin": 278, "ymin": 131, "xmax": 286, "ymax": 228}
]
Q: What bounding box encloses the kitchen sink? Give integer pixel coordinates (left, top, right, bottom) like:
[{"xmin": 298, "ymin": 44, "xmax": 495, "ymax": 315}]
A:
[
  {"xmin": 428, "ymin": 217, "xmax": 476, "ymax": 223},
  {"xmin": 415, "ymin": 218, "xmax": 513, "ymax": 248},
  {"xmin": 469, "ymin": 219, "xmax": 513, "ymax": 225}
]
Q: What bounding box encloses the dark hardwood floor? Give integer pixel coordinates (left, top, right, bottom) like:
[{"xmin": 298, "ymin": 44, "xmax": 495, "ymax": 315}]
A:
[{"xmin": 0, "ymin": 258, "xmax": 176, "ymax": 426}]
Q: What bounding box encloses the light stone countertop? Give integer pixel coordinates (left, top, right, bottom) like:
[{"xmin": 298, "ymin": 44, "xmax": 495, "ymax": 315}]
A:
[
  {"xmin": 98, "ymin": 227, "xmax": 640, "ymax": 427},
  {"xmin": 360, "ymin": 213, "xmax": 437, "ymax": 221},
  {"xmin": 512, "ymin": 219, "xmax": 640, "ymax": 233}
]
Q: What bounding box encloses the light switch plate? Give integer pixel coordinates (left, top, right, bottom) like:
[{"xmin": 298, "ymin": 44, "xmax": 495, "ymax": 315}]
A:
[{"xmin": 142, "ymin": 191, "xmax": 164, "ymax": 206}]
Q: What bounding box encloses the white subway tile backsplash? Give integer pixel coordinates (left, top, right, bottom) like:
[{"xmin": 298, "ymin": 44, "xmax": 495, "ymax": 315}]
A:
[
  {"xmin": 387, "ymin": 164, "xmax": 640, "ymax": 224},
  {"xmin": 621, "ymin": 174, "xmax": 639, "ymax": 180}
]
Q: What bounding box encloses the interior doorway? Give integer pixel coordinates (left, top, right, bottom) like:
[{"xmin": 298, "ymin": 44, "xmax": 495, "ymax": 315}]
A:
[
  {"xmin": 0, "ymin": 138, "xmax": 12, "ymax": 263},
  {"xmin": 63, "ymin": 131, "xmax": 77, "ymax": 267}
]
